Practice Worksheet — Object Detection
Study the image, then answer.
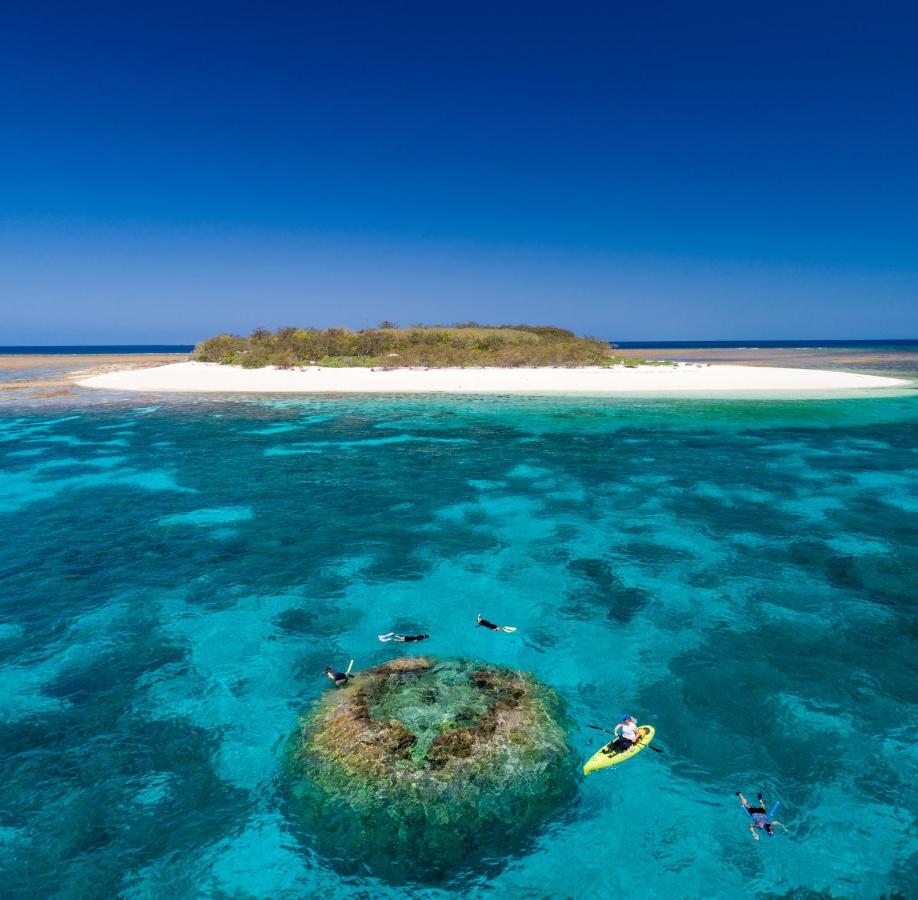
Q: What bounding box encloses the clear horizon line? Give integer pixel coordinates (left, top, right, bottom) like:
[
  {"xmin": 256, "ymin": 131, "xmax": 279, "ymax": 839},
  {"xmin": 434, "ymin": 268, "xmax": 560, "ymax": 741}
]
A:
[{"xmin": 2, "ymin": 337, "xmax": 917, "ymax": 348}]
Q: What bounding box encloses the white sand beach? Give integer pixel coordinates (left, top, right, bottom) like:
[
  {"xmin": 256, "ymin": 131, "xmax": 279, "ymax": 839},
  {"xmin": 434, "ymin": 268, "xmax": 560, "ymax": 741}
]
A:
[{"xmin": 75, "ymin": 360, "xmax": 910, "ymax": 394}]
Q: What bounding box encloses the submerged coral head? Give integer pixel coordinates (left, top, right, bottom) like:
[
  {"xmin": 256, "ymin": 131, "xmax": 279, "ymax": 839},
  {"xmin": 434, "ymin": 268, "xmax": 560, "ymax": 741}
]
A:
[{"xmin": 285, "ymin": 656, "xmax": 575, "ymax": 882}]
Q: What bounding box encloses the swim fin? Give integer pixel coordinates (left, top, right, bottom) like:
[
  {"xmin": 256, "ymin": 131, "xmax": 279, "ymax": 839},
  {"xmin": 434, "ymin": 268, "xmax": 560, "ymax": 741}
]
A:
[
  {"xmin": 345, "ymin": 659, "xmax": 354, "ymax": 675},
  {"xmin": 378, "ymin": 633, "xmax": 396, "ymax": 642},
  {"xmin": 500, "ymin": 626, "xmax": 517, "ymax": 633}
]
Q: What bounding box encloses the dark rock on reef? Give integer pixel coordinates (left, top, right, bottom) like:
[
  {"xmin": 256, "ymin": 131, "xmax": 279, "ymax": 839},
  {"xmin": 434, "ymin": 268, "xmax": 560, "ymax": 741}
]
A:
[{"xmin": 284, "ymin": 656, "xmax": 576, "ymax": 882}]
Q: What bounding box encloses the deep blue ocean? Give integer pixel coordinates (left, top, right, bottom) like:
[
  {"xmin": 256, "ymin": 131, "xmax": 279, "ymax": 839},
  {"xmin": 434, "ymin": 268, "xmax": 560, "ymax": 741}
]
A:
[
  {"xmin": 1, "ymin": 390, "xmax": 916, "ymax": 898},
  {"xmin": 0, "ymin": 346, "xmax": 195, "ymax": 354}
]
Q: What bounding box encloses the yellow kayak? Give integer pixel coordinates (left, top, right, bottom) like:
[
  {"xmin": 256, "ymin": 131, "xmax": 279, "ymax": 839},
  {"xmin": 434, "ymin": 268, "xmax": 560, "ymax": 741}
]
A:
[{"xmin": 583, "ymin": 725, "xmax": 655, "ymax": 775}]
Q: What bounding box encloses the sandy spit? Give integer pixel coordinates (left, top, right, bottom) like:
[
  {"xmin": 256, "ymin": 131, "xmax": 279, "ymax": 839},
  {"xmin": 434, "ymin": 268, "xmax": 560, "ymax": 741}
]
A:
[{"xmin": 75, "ymin": 360, "xmax": 910, "ymax": 395}]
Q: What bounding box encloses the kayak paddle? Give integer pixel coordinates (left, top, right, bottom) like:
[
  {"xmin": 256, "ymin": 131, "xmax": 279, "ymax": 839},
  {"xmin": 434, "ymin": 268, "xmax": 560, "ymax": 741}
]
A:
[{"xmin": 588, "ymin": 723, "xmax": 664, "ymax": 754}]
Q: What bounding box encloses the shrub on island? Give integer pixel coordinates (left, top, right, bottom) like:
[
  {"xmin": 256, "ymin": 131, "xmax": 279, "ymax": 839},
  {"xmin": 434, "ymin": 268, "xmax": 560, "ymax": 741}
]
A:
[{"xmin": 195, "ymin": 323, "xmax": 638, "ymax": 368}]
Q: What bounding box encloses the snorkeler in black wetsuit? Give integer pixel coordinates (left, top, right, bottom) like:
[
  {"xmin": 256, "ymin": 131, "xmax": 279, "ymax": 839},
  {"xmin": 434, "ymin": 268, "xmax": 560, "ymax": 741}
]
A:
[
  {"xmin": 324, "ymin": 660, "xmax": 354, "ymax": 686},
  {"xmin": 477, "ymin": 614, "xmax": 517, "ymax": 633},
  {"xmin": 378, "ymin": 632, "xmax": 430, "ymax": 643}
]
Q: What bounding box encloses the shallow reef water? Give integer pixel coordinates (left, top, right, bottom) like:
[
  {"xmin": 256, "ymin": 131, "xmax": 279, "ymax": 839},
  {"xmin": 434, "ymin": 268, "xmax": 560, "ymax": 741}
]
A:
[{"xmin": 0, "ymin": 392, "xmax": 916, "ymax": 898}]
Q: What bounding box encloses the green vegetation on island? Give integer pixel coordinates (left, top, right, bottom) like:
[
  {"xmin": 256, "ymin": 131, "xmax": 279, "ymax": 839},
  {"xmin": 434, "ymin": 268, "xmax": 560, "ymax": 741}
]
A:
[{"xmin": 195, "ymin": 323, "xmax": 654, "ymax": 368}]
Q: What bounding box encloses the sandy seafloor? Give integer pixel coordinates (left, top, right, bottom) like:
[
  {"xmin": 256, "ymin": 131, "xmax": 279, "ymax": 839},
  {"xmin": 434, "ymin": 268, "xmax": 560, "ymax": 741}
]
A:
[{"xmin": 0, "ymin": 383, "xmax": 916, "ymax": 897}]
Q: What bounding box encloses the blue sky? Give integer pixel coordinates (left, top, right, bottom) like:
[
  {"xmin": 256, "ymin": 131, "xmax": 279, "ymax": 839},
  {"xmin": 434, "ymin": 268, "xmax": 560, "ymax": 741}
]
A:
[{"xmin": 1, "ymin": 1, "xmax": 916, "ymax": 342}]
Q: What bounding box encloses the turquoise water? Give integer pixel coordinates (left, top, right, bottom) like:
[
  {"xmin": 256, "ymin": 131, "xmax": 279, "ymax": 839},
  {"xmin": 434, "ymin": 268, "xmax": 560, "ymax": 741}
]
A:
[{"xmin": 1, "ymin": 394, "xmax": 916, "ymax": 897}]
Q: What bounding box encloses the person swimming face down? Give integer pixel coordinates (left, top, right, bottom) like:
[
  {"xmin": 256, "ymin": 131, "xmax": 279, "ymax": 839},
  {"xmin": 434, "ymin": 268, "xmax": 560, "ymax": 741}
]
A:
[
  {"xmin": 476, "ymin": 614, "xmax": 517, "ymax": 633},
  {"xmin": 378, "ymin": 632, "xmax": 430, "ymax": 643},
  {"xmin": 324, "ymin": 665, "xmax": 349, "ymax": 686},
  {"xmin": 736, "ymin": 792, "xmax": 785, "ymax": 840}
]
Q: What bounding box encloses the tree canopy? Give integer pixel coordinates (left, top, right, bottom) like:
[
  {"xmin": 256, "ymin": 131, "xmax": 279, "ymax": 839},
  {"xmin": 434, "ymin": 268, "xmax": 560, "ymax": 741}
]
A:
[{"xmin": 195, "ymin": 324, "xmax": 625, "ymax": 368}]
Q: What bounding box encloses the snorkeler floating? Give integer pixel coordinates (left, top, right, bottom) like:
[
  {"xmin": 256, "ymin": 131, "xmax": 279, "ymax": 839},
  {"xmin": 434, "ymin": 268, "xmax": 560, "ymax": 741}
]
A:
[
  {"xmin": 737, "ymin": 792, "xmax": 787, "ymax": 840},
  {"xmin": 477, "ymin": 614, "xmax": 517, "ymax": 633},
  {"xmin": 324, "ymin": 659, "xmax": 354, "ymax": 686},
  {"xmin": 378, "ymin": 632, "xmax": 430, "ymax": 643}
]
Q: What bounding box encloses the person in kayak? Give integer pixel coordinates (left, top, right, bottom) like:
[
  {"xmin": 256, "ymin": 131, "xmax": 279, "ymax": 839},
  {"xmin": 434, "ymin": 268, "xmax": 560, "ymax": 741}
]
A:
[
  {"xmin": 379, "ymin": 632, "xmax": 430, "ymax": 643},
  {"xmin": 477, "ymin": 614, "xmax": 517, "ymax": 633},
  {"xmin": 736, "ymin": 791, "xmax": 787, "ymax": 840},
  {"xmin": 324, "ymin": 660, "xmax": 354, "ymax": 686},
  {"xmin": 604, "ymin": 715, "xmax": 640, "ymax": 754}
]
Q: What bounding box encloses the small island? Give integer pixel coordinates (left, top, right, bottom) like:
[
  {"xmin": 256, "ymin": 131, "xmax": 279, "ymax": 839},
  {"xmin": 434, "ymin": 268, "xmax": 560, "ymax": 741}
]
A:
[{"xmin": 74, "ymin": 324, "xmax": 911, "ymax": 394}]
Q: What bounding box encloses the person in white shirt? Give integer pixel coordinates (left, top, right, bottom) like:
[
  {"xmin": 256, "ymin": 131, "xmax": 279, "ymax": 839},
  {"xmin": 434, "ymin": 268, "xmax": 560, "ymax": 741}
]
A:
[{"xmin": 605, "ymin": 715, "xmax": 641, "ymax": 754}]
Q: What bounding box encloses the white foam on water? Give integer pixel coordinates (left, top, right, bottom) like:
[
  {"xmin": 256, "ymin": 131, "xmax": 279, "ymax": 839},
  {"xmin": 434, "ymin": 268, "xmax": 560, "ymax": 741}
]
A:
[{"xmin": 158, "ymin": 506, "xmax": 254, "ymax": 527}]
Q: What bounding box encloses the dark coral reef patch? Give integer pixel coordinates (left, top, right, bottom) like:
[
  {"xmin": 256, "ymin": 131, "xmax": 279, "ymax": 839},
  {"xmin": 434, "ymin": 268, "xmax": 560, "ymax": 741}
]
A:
[{"xmin": 284, "ymin": 656, "xmax": 575, "ymax": 882}]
